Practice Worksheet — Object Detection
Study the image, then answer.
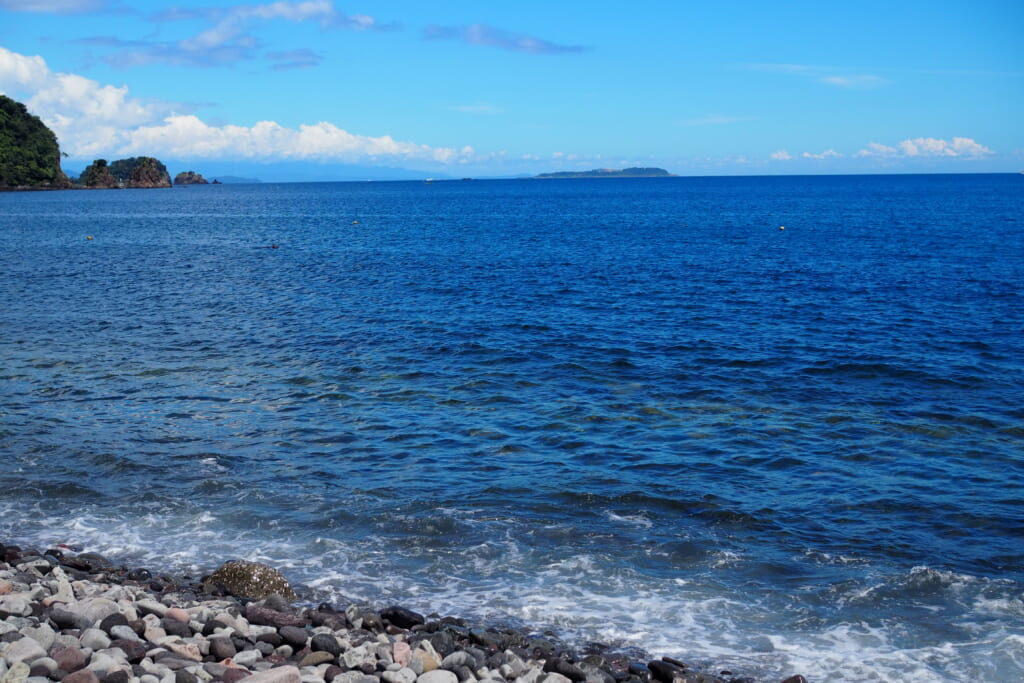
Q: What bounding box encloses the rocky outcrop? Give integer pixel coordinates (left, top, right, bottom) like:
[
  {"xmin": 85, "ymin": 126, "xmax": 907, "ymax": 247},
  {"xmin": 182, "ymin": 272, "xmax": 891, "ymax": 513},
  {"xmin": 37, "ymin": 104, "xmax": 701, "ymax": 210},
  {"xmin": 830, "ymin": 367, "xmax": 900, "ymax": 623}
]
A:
[
  {"xmin": 126, "ymin": 156, "xmax": 172, "ymax": 188},
  {"xmin": 79, "ymin": 159, "xmax": 117, "ymax": 189},
  {"xmin": 174, "ymin": 171, "xmax": 210, "ymax": 185}
]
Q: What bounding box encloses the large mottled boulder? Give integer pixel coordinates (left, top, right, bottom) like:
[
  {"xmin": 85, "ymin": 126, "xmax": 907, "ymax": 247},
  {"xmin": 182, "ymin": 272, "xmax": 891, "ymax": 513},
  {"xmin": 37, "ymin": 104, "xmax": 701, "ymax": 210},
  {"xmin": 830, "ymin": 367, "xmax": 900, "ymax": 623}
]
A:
[
  {"xmin": 174, "ymin": 170, "xmax": 209, "ymax": 185},
  {"xmin": 205, "ymin": 560, "xmax": 295, "ymax": 600}
]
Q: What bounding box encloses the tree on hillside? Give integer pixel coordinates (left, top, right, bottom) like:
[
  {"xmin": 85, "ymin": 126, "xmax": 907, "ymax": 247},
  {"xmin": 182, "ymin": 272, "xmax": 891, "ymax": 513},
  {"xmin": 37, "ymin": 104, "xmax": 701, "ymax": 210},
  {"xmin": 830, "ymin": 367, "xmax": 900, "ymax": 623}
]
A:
[{"xmin": 0, "ymin": 94, "xmax": 70, "ymax": 188}]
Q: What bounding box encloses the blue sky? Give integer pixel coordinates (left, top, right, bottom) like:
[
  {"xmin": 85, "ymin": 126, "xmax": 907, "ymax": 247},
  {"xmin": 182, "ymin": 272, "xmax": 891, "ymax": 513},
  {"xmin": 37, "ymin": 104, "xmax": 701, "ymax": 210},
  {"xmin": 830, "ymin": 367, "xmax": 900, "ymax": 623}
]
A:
[{"xmin": 0, "ymin": 0, "xmax": 1021, "ymax": 177}]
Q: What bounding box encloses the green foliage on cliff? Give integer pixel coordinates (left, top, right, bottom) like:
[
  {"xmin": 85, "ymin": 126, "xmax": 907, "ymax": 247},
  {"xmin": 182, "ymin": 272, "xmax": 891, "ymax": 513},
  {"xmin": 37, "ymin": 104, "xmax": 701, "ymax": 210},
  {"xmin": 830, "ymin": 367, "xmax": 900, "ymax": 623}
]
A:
[
  {"xmin": 109, "ymin": 156, "xmax": 170, "ymax": 185},
  {"xmin": 0, "ymin": 94, "xmax": 70, "ymax": 188},
  {"xmin": 174, "ymin": 170, "xmax": 209, "ymax": 185},
  {"xmin": 79, "ymin": 158, "xmax": 117, "ymax": 188}
]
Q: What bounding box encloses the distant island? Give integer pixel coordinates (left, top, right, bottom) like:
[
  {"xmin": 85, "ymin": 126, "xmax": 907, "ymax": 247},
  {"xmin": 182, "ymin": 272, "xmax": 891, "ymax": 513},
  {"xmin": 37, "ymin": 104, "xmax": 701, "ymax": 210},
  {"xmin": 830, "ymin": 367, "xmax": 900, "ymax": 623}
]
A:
[{"xmin": 535, "ymin": 167, "xmax": 675, "ymax": 179}]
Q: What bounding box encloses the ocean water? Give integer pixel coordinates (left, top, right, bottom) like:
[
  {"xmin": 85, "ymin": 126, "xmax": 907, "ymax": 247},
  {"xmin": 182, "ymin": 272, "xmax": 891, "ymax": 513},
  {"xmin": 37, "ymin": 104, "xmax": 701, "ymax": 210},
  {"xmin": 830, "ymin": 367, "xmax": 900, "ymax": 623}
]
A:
[{"xmin": 1, "ymin": 174, "xmax": 1022, "ymax": 682}]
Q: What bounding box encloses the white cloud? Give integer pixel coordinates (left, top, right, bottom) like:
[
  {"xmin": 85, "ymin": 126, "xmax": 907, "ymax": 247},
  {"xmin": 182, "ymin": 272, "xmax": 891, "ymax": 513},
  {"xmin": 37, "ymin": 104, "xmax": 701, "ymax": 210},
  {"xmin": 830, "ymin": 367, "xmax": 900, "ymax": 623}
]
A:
[
  {"xmin": 855, "ymin": 142, "xmax": 898, "ymax": 158},
  {"xmin": 80, "ymin": 1, "xmax": 381, "ymax": 68},
  {"xmin": 0, "ymin": 46, "xmax": 472, "ymax": 165},
  {"xmin": 899, "ymin": 136, "xmax": 993, "ymax": 157},
  {"xmin": 0, "ymin": 0, "xmax": 104, "ymax": 12},
  {"xmin": 770, "ymin": 150, "xmax": 792, "ymax": 161},
  {"xmin": 423, "ymin": 23, "xmax": 586, "ymax": 55},
  {"xmin": 819, "ymin": 75, "xmax": 887, "ymax": 89},
  {"xmin": 802, "ymin": 149, "xmax": 843, "ymax": 159},
  {"xmin": 857, "ymin": 137, "xmax": 993, "ymax": 158}
]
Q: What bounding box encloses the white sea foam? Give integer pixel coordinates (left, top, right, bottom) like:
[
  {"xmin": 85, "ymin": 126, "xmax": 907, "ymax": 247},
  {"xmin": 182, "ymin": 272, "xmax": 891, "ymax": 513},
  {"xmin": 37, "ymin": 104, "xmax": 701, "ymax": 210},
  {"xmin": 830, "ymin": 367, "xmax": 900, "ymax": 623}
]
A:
[
  {"xmin": 1, "ymin": 502, "xmax": 1020, "ymax": 683},
  {"xmin": 604, "ymin": 510, "xmax": 654, "ymax": 528}
]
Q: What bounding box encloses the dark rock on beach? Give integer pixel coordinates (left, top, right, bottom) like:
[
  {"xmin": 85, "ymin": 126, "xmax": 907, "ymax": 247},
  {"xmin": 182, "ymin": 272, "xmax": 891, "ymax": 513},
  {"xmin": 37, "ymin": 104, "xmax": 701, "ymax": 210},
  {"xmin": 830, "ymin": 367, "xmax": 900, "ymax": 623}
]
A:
[{"xmin": 0, "ymin": 541, "xmax": 807, "ymax": 683}]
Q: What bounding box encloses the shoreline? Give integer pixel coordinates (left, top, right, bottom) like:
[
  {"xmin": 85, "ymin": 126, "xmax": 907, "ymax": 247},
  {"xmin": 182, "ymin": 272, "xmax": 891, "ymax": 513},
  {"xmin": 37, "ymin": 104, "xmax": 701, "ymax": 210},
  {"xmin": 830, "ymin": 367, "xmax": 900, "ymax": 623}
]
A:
[{"xmin": 0, "ymin": 541, "xmax": 807, "ymax": 683}]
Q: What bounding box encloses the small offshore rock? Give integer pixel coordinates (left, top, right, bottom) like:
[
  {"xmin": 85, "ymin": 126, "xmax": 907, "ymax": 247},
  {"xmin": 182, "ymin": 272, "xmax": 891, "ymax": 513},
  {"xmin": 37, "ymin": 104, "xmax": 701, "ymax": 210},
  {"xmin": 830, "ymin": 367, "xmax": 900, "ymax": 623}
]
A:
[
  {"xmin": 779, "ymin": 677, "xmax": 808, "ymax": 683},
  {"xmin": 207, "ymin": 561, "xmax": 295, "ymax": 601}
]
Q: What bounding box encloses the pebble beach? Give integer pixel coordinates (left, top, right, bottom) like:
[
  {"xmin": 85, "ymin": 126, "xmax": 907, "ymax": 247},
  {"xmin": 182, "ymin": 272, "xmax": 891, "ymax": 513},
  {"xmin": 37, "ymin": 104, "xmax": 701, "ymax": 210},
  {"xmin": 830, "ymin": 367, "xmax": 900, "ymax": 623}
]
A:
[{"xmin": 0, "ymin": 543, "xmax": 807, "ymax": 683}]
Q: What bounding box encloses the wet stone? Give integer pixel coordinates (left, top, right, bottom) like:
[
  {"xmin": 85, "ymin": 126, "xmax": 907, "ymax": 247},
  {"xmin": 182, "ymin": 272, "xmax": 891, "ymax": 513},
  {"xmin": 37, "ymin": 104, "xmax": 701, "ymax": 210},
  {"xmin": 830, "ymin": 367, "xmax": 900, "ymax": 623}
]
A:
[
  {"xmin": 381, "ymin": 608, "xmax": 425, "ymax": 630},
  {"xmin": 98, "ymin": 614, "xmax": 130, "ymax": 635},
  {"xmin": 647, "ymin": 661, "xmax": 684, "ymax": 683},
  {"xmin": 310, "ymin": 634, "xmax": 342, "ymax": 657},
  {"xmin": 278, "ymin": 627, "xmax": 308, "ymax": 649}
]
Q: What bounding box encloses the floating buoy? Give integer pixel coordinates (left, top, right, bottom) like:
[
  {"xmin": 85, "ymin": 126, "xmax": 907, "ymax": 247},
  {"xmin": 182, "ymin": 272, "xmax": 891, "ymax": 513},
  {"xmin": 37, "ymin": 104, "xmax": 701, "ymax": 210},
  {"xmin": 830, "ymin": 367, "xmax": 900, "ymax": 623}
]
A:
[
  {"xmin": 779, "ymin": 226, "xmax": 786, "ymax": 231},
  {"xmin": 271, "ymin": 244, "xmax": 279, "ymax": 249},
  {"xmin": 352, "ymin": 220, "xmax": 359, "ymax": 224},
  {"xmin": 86, "ymin": 236, "xmax": 93, "ymax": 240}
]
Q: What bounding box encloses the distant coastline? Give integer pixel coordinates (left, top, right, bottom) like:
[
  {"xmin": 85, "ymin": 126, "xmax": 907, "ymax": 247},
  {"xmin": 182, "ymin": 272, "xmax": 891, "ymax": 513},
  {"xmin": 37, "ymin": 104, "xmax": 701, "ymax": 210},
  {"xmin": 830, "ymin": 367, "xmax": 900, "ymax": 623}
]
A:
[{"xmin": 535, "ymin": 166, "xmax": 675, "ymax": 179}]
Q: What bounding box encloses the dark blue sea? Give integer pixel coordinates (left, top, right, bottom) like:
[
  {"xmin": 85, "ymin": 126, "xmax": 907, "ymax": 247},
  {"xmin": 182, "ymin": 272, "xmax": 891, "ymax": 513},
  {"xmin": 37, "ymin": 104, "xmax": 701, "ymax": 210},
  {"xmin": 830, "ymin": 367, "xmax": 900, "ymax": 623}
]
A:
[{"xmin": 2, "ymin": 174, "xmax": 1022, "ymax": 682}]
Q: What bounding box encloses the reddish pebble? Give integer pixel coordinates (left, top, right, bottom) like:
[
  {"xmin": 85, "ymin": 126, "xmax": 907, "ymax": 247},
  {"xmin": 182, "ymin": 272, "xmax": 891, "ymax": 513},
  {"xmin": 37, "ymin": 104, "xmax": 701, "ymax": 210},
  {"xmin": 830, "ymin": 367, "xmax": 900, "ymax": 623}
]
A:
[
  {"xmin": 63, "ymin": 671, "xmax": 101, "ymax": 683},
  {"xmin": 165, "ymin": 607, "xmax": 190, "ymax": 623},
  {"xmin": 222, "ymin": 669, "xmax": 252, "ymax": 683},
  {"xmin": 0, "ymin": 580, "xmax": 12, "ymax": 595},
  {"xmin": 393, "ymin": 641, "xmax": 411, "ymax": 668}
]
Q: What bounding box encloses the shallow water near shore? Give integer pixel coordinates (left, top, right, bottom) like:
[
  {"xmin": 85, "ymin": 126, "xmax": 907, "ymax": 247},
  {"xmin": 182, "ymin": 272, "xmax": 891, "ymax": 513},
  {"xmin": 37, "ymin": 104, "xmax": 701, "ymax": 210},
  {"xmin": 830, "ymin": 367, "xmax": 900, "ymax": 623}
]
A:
[{"xmin": 2, "ymin": 174, "xmax": 1023, "ymax": 682}]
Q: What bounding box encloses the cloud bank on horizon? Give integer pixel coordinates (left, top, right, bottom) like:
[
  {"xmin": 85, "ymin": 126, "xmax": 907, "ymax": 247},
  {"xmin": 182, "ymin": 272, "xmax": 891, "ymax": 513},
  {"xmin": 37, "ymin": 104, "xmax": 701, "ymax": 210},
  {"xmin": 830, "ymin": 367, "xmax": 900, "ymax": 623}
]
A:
[
  {"xmin": 0, "ymin": 0, "xmax": 1019, "ymax": 175},
  {"xmin": 0, "ymin": 46, "xmax": 473, "ymax": 164}
]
